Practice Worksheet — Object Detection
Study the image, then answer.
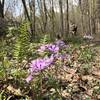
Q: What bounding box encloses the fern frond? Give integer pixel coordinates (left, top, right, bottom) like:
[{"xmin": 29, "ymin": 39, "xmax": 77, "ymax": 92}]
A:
[{"xmin": 13, "ymin": 21, "xmax": 30, "ymax": 61}]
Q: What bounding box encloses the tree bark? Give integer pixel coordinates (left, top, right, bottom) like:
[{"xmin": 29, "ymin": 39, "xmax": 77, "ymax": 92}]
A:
[
  {"xmin": 86, "ymin": 0, "xmax": 92, "ymax": 35},
  {"xmin": 22, "ymin": 0, "xmax": 35, "ymax": 40},
  {"xmin": 21, "ymin": 0, "xmax": 30, "ymax": 21},
  {"xmin": 66, "ymin": 0, "xmax": 69, "ymax": 37},
  {"xmin": 50, "ymin": 0, "xmax": 55, "ymax": 40},
  {"xmin": 96, "ymin": 0, "xmax": 100, "ymax": 33},
  {"xmin": 0, "ymin": 0, "xmax": 5, "ymax": 18},
  {"xmin": 79, "ymin": 0, "xmax": 84, "ymax": 34},
  {"xmin": 29, "ymin": 0, "xmax": 35, "ymax": 38},
  {"xmin": 43, "ymin": 0, "xmax": 47, "ymax": 33},
  {"xmin": 59, "ymin": 0, "xmax": 64, "ymax": 37}
]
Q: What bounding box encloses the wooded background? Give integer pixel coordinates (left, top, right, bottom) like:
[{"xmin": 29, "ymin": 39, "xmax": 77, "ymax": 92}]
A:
[{"xmin": 0, "ymin": 0, "xmax": 100, "ymax": 40}]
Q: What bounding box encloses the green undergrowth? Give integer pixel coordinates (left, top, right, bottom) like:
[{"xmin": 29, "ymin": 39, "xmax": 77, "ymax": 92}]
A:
[{"xmin": 0, "ymin": 33, "xmax": 99, "ymax": 99}]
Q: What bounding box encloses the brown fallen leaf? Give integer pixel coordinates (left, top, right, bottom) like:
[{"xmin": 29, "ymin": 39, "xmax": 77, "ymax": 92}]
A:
[
  {"xmin": 7, "ymin": 85, "xmax": 22, "ymax": 96},
  {"xmin": 61, "ymin": 90, "xmax": 70, "ymax": 97},
  {"xmin": 82, "ymin": 75, "xmax": 94, "ymax": 81},
  {"xmin": 87, "ymin": 89, "xmax": 93, "ymax": 96},
  {"xmin": 78, "ymin": 85, "xmax": 87, "ymax": 92},
  {"xmin": 66, "ymin": 68, "xmax": 76, "ymax": 75},
  {"xmin": 92, "ymin": 71, "xmax": 100, "ymax": 78},
  {"xmin": 65, "ymin": 74, "xmax": 73, "ymax": 82},
  {"xmin": 97, "ymin": 95, "xmax": 100, "ymax": 99},
  {"xmin": 72, "ymin": 74, "xmax": 80, "ymax": 82}
]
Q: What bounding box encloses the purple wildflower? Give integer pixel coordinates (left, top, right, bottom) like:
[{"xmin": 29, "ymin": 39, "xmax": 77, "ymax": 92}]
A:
[
  {"xmin": 37, "ymin": 44, "xmax": 51, "ymax": 52},
  {"xmin": 37, "ymin": 45, "xmax": 46, "ymax": 52},
  {"xmin": 26, "ymin": 40, "xmax": 68, "ymax": 83},
  {"xmin": 29, "ymin": 56, "xmax": 54, "ymax": 73},
  {"xmin": 47, "ymin": 44, "xmax": 59, "ymax": 52},
  {"xmin": 26, "ymin": 55, "xmax": 54, "ymax": 82},
  {"xmin": 37, "ymin": 43, "xmax": 59, "ymax": 53},
  {"xmin": 55, "ymin": 40, "xmax": 66, "ymax": 47},
  {"xmin": 26, "ymin": 74, "xmax": 33, "ymax": 83},
  {"xmin": 29, "ymin": 58, "xmax": 45, "ymax": 73},
  {"xmin": 43, "ymin": 55, "xmax": 54, "ymax": 66}
]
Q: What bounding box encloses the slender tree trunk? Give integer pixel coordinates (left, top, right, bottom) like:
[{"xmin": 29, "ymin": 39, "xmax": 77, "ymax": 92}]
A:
[
  {"xmin": 91, "ymin": 0, "xmax": 96, "ymax": 34},
  {"xmin": 79, "ymin": 0, "xmax": 85, "ymax": 34},
  {"xmin": 37, "ymin": 0, "xmax": 44, "ymax": 33},
  {"xmin": 86, "ymin": 0, "xmax": 92, "ymax": 35},
  {"xmin": 96, "ymin": 0, "xmax": 100, "ymax": 33},
  {"xmin": 22, "ymin": 0, "xmax": 36, "ymax": 40},
  {"xmin": 72, "ymin": 0, "xmax": 75, "ymax": 23},
  {"xmin": 65, "ymin": 0, "xmax": 69, "ymax": 37},
  {"xmin": 51, "ymin": 0, "xmax": 54, "ymax": 33},
  {"xmin": 0, "ymin": 0, "xmax": 5, "ymax": 18},
  {"xmin": 50, "ymin": 0, "xmax": 55, "ymax": 40},
  {"xmin": 29, "ymin": 0, "xmax": 35, "ymax": 38},
  {"xmin": 59, "ymin": 0, "xmax": 64, "ymax": 37},
  {"xmin": 82, "ymin": 0, "xmax": 91, "ymax": 35},
  {"xmin": 37, "ymin": 0, "xmax": 47, "ymax": 33},
  {"xmin": 43, "ymin": 0, "xmax": 47, "ymax": 33},
  {"xmin": 21, "ymin": 0, "xmax": 30, "ymax": 21}
]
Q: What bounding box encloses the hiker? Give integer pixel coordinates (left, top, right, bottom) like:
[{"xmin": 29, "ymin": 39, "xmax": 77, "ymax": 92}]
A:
[{"xmin": 71, "ymin": 23, "xmax": 77, "ymax": 36}]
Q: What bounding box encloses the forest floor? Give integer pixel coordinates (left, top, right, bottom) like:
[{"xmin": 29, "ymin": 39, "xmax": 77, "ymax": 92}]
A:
[
  {"xmin": 41, "ymin": 41, "xmax": 100, "ymax": 100},
  {"xmin": 75, "ymin": 41, "xmax": 100, "ymax": 100},
  {"xmin": 0, "ymin": 38, "xmax": 100, "ymax": 100}
]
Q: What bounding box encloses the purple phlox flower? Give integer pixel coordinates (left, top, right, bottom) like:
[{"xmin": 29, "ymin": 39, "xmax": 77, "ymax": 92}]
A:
[
  {"xmin": 37, "ymin": 44, "xmax": 52, "ymax": 52},
  {"xmin": 29, "ymin": 58, "xmax": 46, "ymax": 73},
  {"xmin": 29, "ymin": 56, "xmax": 54, "ymax": 73},
  {"xmin": 59, "ymin": 54, "xmax": 66, "ymax": 59},
  {"xmin": 36, "ymin": 58, "xmax": 46, "ymax": 70},
  {"xmin": 37, "ymin": 45, "xmax": 46, "ymax": 52},
  {"xmin": 53, "ymin": 53, "xmax": 60, "ymax": 58},
  {"xmin": 47, "ymin": 44, "xmax": 59, "ymax": 52},
  {"xmin": 45, "ymin": 44, "xmax": 52, "ymax": 48},
  {"xmin": 29, "ymin": 60, "xmax": 37, "ymax": 73},
  {"xmin": 37, "ymin": 43, "xmax": 59, "ymax": 53},
  {"xmin": 26, "ymin": 74, "xmax": 33, "ymax": 83},
  {"xmin": 43, "ymin": 54, "xmax": 54, "ymax": 66},
  {"xmin": 27, "ymin": 57, "xmax": 54, "ymax": 82},
  {"xmin": 55, "ymin": 40, "xmax": 66, "ymax": 47}
]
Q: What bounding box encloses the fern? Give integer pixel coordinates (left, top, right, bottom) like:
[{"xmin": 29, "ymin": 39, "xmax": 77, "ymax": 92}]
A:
[
  {"xmin": 13, "ymin": 21, "xmax": 30, "ymax": 61},
  {"xmin": 40, "ymin": 34, "xmax": 50, "ymax": 44}
]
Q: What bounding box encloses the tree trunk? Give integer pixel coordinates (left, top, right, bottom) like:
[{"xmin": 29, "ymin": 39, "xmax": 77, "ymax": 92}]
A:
[
  {"xmin": 65, "ymin": 0, "xmax": 69, "ymax": 37},
  {"xmin": 37, "ymin": 0, "xmax": 44, "ymax": 33},
  {"xmin": 21, "ymin": 0, "xmax": 30, "ymax": 21},
  {"xmin": 43, "ymin": 0, "xmax": 47, "ymax": 33},
  {"xmin": 79, "ymin": 0, "xmax": 84, "ymax": 34},
  {"xmin": 96, "ymin": 0, "xmax": 100, "ymax": 33},
  {"xmin": 29, "ymin": 0, "xmax": 35, "ymax": 38},
  {"xmin": 0, "ymin": 0, "xmax": 5, "ymax": 18},
  {"xmin": 86, "ymin": 0, "xmax": 92, "ymax": 35},
  {"xmin": 22, "ymin": 0, "xmax": 35, "ymax": 40},
  {"xmin": 79, "ymin": 0, "xmax": 91, "ymax": 35},
  {"xmin": 91, "ymin": 0, "xmax": 96, "ymax": 34},
  {"xmin": 50, "ymin": 0, "xmax": 55, "ymax": 40},
  {"xmin": 72, "ymin": 0, "xmax": 75, "ymax": 23},
  {"xmin": 59, "ymin": 0, "xmax": 64, "ymax": 37}
]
